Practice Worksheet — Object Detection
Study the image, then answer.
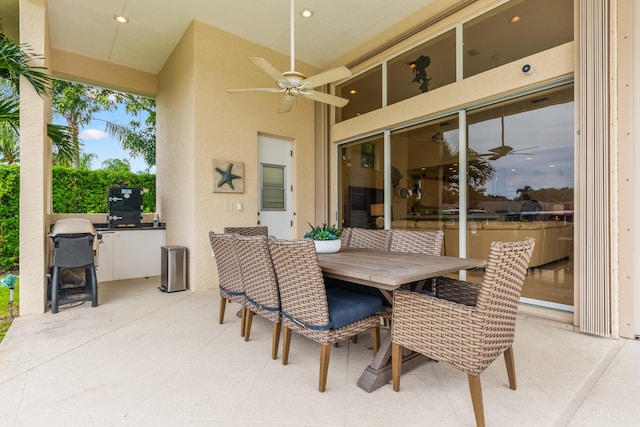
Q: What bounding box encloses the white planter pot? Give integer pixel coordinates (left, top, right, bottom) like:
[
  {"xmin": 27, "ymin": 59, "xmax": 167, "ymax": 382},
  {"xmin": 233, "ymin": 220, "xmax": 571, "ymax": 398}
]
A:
[{"xmin": 313, "ymin": 239, "xmax": 341, "ymax": 254}]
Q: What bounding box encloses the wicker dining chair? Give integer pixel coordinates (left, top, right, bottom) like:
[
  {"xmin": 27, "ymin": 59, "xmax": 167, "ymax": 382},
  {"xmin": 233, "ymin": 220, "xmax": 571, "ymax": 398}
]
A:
[
  {"xmin": 389, "ymin": 229, "xmax": 445, "ymax": 295},
  {"xmin": 235, "ymin": 234, "xmax": 282, "ymax": 359},
  {"xmin": 208, "ymin": 232, "xmax": 247, "ymax": 337},
  {"xmin": 389, "ymin": 229, "xmax": 444, "ymax": 256},
  {"xmin": 223, "ymin": 226, "xmax": 268, "ymax": 237},
  {"xmin": 348, "ymin": 228, "xmax": 391, "ymax": 250},
  {"xmin": 268, "ymin": 238, "xmax": 383, "ymax": 392},
  {"xmin": 391, "ymin": 237, "xmax": 535, "ymax": 427},
  {"xmin": 340, "ymin": 227, "xmax": 353, "ymax": 247}
]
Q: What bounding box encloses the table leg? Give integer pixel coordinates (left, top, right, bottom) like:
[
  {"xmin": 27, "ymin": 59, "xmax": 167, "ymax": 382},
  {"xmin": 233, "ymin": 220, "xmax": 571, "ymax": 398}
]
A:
[{"xmin": 357, "ymin": 330, "xmax": 426, "ymax": 392}]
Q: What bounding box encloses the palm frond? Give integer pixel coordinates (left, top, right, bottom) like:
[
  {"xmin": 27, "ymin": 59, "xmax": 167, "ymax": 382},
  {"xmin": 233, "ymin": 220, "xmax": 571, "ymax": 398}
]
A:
[
  {"xmin": 104, "ymin": 120, "xmax": 132, "ymax": 141},
  {"xmin": 0, "ymin": 95, "xmax": 19, "ymax": 132},
  {"xmin": 0, "ymin": 36, "xmax": 51, "ymax": 96},
  {"xmin": 47, "ymin": 123, "xmax": 77, "ymax": 164}
]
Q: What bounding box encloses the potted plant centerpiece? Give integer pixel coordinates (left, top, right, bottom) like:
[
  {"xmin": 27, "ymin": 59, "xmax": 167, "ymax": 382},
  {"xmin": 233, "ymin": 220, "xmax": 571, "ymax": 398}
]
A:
[{"xmin": 304, "ymin": 222, "xmax": 343, "ymax": 253}]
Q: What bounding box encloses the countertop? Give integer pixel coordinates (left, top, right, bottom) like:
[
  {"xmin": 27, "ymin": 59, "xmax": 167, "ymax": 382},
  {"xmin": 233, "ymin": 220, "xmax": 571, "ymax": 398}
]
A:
[{"xmin": 94, "ymin": 222, "xmax": 166, "ymax": 231}]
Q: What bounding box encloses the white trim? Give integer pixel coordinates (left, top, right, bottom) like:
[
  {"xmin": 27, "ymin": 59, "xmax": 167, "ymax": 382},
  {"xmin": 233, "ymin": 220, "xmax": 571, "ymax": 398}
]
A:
[{"xmin": 521, "ymin": 297, "xmax": 575, "ymax": 313}]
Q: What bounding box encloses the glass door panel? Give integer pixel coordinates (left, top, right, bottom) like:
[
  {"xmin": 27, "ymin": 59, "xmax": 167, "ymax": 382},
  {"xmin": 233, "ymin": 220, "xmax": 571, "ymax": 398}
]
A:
[
  {"xmin": 390, "ymin": 116, "xmax": 460, "ymax": 235},
  {"xmin": 466, "ymin": 85, "xmax": 575, "ymax": 308},
  {"xmin": 338, "ymin": 135, "xmax": 385, "ymax": 229}
]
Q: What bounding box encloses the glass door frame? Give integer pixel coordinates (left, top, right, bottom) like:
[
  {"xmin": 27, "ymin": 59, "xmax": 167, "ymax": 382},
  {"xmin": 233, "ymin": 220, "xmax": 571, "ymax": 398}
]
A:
[{"xmin": 334, "ymin": 79, "xmax": 575, "ymax": 311}]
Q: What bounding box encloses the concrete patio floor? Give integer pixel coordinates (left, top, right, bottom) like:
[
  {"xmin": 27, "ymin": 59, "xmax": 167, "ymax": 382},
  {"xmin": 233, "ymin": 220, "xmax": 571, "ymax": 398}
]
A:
[{"xmin": 0, "ymin": 277, "xmax": 638, "ymax": 426}]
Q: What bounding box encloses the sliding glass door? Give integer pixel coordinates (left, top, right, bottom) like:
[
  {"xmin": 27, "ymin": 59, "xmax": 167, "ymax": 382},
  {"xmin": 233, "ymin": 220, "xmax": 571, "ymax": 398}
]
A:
[
  {"xmin": 337, "ymin": 85, "xmax": 574, "ymax": 309},
  {"xmin": 338, "ymin": 135, "xmax": 385, "ymax": 229}
]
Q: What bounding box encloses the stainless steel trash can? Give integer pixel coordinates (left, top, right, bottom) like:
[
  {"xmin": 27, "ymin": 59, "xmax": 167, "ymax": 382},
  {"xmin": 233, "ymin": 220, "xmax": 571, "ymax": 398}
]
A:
[{"xmin": 160, "ymin": 246, "xmax": 187, "ymax": 292}]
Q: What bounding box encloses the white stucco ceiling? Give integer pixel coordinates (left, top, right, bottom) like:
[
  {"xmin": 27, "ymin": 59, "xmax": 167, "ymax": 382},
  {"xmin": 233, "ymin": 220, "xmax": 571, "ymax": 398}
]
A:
[{"xmin": 44, "ymin": 0, "xmax": 435, "ymax": 74}]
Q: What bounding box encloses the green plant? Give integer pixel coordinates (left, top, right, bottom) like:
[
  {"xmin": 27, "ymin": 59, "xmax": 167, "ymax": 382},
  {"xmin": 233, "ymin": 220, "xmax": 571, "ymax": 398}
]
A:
[
  {"xmin": 0, "ymin": 164, "xmax": 157, "ymax": 273},
  {"xmin": 304, "ymin": 222, "xmax": 343, "ymax": 240},
  {"xmin": 0, "ymin": 276, "xmax": 19, "ymax": 343}
]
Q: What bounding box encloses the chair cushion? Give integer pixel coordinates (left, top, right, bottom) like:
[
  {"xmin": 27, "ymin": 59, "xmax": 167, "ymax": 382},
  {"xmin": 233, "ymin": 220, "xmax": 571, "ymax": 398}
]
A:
[
  {"xmin": 326, "ymin": 287, "xmax": 383, "ymax": 330},
  {"xmin": 333, "ymin": 281, "xmax": 391, "ymax": 307}
]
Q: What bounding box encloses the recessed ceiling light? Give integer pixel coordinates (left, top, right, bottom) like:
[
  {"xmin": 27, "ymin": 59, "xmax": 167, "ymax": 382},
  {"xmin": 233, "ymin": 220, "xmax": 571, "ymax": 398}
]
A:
[
  {"xmin": 349, "ymin": 89, "xmax": 357, "ymax": 95},
  {"xmin": 114, "ymin": 15, "xmax": 129, "ymax": 23},
  {"xmin": 510, "ymin": 16, "xmax": 521, "ymax": 23},
  {"xmin": 300, "ymin": 9, "xmax": 313, "ymax": 18}
]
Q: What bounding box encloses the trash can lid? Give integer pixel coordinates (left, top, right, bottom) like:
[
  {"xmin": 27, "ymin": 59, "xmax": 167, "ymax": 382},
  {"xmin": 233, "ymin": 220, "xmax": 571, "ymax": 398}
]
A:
[{"xmin": 51, "ymin": 218, "xmax": 96, "ymax": 236}]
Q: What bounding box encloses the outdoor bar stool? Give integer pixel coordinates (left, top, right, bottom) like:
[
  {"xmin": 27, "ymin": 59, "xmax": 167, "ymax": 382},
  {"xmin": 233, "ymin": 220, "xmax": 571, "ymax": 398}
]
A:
[{"xmin": 49, "ymin": 218, "xmax": 99, "ymax": 314}]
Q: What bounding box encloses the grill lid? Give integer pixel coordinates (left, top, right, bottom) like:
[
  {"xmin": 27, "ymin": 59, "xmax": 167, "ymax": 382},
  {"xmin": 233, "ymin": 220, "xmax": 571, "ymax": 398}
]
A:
[{"xmin": 50, "ymin": 218, "xmax": 96, "ymax": 236}]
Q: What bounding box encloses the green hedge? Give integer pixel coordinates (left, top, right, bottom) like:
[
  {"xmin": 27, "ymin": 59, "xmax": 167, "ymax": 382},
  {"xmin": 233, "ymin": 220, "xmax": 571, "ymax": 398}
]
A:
[
  {"xmin": 51, "ymin": 167, "xmax": 156, "ymax": 214},
  {"xmin": 0, "ymin": 165, "xmax": 20, "ymax": 273},
  {"xmin": 0, "ymin": 165, "xmax": 156, "ymax": 273}
]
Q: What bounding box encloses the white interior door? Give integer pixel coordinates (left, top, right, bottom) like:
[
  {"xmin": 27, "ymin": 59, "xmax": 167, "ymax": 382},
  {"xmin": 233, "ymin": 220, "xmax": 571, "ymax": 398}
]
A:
[{"xmin": 258, "ymin": 134, "xmax": 293, "ymax": 239}]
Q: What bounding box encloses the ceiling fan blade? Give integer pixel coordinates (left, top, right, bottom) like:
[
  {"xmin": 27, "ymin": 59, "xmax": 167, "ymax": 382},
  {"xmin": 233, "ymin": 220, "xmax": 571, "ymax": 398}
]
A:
[
  {"xmin": 511, "ymin": 145, "xmax": 539, "ymax": 153},
  {"xmin": 249, "ymin": 57, "xmax": 287, "ymax": 85},
  {"xmin": 225, "ymin": 88, "xmax": 283, "ymax": 94},
  {"xmin": 300, "ymin": 66, "xmax": 352, "ymax": 89},
  {"xmin": 278, "ymin": 94, "xmax": 296, "ymax": 113},
  {"xmin": 300, "ymin": 90, "xmax": 349, "ymax": 108}
]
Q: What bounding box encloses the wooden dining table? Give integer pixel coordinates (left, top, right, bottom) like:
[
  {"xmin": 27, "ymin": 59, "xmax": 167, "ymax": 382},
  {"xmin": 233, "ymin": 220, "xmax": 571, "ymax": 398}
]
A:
[{"xmin": 317, "ymin": 247, "xmax": 486, "ymax": 392}]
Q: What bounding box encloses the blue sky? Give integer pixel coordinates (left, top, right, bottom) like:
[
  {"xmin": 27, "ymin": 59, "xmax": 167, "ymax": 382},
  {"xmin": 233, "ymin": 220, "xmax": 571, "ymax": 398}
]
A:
[{"xmin": 53, "ymin": 103, "xmax": 155, "ymax": 174}]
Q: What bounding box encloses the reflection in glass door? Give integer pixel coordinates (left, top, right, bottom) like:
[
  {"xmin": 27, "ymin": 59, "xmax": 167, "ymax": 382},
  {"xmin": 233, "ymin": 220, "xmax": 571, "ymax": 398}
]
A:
[
  {"xmin": 466, "ymin": 85, "xmax": 574, "ymax": 309},
  {"xmin": 340, "ymin": 85, "xmax": 575, "ymax": 310},
  {"xmin": 338, "ymin": 136, "xmax": 385, "ymax": 229},
  {"xmin": 389, "ymin": 116, "xmax": 461, "ymax": 227}
]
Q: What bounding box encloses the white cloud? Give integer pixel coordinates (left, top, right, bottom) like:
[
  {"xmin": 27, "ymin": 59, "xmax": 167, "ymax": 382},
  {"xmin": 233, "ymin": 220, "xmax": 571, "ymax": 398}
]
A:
[{"xmin": 80, "ymin": 128, "xmax": 108, "ymax": 140}]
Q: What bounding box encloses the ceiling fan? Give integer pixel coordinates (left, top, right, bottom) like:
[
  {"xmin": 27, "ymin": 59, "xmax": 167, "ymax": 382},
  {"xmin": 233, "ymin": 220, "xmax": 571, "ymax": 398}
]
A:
[
  {"xmin": 479, "ymin": 116, "xmax": 538, "ymax": 160},
  {"xmin": 225, "ymin": 0, "xmax": 352, "ymax": 113}
]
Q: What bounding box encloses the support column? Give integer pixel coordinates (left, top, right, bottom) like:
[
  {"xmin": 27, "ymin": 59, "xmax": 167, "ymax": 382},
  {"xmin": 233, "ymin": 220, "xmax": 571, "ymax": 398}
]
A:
[{"xmin": 19, "ymin": 0, "xmax": 52, "ymax": 315}]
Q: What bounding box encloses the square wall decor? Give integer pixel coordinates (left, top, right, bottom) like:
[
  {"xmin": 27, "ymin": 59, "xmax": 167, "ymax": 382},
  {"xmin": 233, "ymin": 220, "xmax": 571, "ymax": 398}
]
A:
[{"xmin": 212, "ymin": 159, "xmax": 244, "ymax": 193}]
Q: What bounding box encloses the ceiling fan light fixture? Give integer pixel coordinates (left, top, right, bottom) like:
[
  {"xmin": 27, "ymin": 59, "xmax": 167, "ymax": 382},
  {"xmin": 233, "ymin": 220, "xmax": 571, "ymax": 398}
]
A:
[
  {"xmin": 113, "ymin": 15, "xmax": 129, "ymax": 23},
  {"xmin": 300, "ymin": 8, "xmax": 313, "ymax": 18},
  {"xmin": 225, "ymin": 0, "xmax": 351, "ymax": 113}
]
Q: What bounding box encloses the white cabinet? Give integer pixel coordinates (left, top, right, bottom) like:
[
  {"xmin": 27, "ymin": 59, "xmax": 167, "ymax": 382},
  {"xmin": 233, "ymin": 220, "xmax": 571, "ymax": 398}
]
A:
[
  {"xmin": 97, "ymin": 232, "xmax": 115, "ymax": 281},
  {"xmin": 97, "ymin": 229, "xmax": 165, "ymax": 281}
]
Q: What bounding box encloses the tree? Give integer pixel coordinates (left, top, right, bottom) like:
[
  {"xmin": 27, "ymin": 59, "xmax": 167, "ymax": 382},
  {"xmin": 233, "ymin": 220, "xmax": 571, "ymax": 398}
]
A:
[
  {"xmin": 79, "ymin": 152, "xmax": 97, "ymax": 170},
  {"xmin": 52, "ymin": 80, "xmax": 120, "ymax": 168},
  {"xmin": 0, "ymin": 121, "xmax": 18, "ymax": 164},
  {"xmin": 104, "ymin": 94, "xmax": 156, "ymax": 167},
  {"xmin": 52, "ymin": 82, "xmax": 157, "ymax": 169},
  {"xmin": 516, "ymin": 185, "xmax": 534, "ymax": 200},
  {"xmin": 0, "ymin": 26, "xmax": 75, "ymax": 163},
  {"xmin": 101, "ymin": 158, "xmax": 130, "ymax": 173}
]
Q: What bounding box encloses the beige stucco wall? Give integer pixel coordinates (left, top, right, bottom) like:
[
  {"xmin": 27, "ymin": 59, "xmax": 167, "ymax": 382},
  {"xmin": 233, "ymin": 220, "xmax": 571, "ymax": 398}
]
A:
[
  {"xmin": 51, "ymin": 49, "xmax": 157, "ymax": 97},
  {"xmin": 19, "ymin": 0, "xmax": 51, "ymax": 315},
  {"xmin": 157, "ymin": 21, "xmax": 318, "ymax": 292}
]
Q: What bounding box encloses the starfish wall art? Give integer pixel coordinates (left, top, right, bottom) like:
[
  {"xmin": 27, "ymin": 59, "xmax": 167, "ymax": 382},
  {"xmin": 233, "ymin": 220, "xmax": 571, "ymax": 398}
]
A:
[{"xmin": 212, "ymin": 159, "xmax": 244, "ymax": 193}]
